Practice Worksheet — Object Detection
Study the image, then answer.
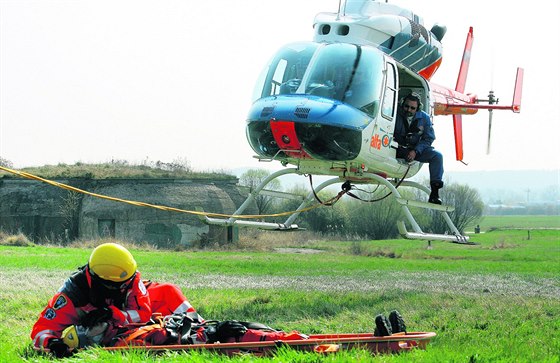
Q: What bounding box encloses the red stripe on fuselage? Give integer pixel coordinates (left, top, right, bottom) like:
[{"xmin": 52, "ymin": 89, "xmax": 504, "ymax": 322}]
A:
[{"xmin": 418, "ymin": 57, "xmax": 442, "ymax": 80}]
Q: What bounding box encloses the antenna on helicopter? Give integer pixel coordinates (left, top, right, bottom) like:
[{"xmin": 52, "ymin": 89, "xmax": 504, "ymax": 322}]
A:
[
  {"xmin": 337, "ymin": 0, "xmax": 347, "ymax": 19},
  {"xmin": 337, "ymin": 0, "xmax": 342, "ymax": 19},
  {"xmin": 487, "ymin": 110, "xmax": 493, "ymax": 154}
]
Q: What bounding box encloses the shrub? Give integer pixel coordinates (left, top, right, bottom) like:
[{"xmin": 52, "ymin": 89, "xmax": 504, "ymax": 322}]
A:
[{"xmin": 0, "ymin": 232, "xmax": 35, "ymax": 247}]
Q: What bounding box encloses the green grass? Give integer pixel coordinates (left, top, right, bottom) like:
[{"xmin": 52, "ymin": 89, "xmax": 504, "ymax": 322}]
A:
[
  {"xmin": 1, "ymin": 230, "xmax": 559, "ymax": 362},
  {"xmin": 468, "ymin": 215, "xmax": 560, "ymax": 230}
]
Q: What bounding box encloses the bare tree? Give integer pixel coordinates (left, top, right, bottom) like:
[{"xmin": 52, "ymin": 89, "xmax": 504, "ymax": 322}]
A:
[
  {"xmin": 59, "ymin": 190, "xmax": 83, "ymax": 242},
  {"xmin": 343, "ymin": 188, "xmax": 404, "ymax": 239},
  {"xmin": 428, "ymin": 183, "xmax": 484, "ymax": 234},
  {"xmin": 239, "ymin": 169, "xmax": 281, "ymax": 215},
  {"xmin": 0, "ymin": 156, "xmax": 13, "ymax": 168},
  {"xmin": 296, "ymin": 188, "xmax": 348, "ymax": 235}
]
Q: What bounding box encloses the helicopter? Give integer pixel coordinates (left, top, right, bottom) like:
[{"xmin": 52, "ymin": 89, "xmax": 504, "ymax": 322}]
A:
[{"xmin": 204, "ymin": 0, "xmax": 523, "ymax": 244}]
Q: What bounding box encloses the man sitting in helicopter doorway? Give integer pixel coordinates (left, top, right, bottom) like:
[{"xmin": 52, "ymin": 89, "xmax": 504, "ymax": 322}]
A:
[{"xmin": 394, "ymin": 92, "xmax": 444, "ymax": 204}]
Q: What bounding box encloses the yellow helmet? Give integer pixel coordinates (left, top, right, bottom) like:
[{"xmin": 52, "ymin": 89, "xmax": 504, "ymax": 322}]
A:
[{"xmin": 88, "ymin": 243, "xmax": 137, "ymax": 282}]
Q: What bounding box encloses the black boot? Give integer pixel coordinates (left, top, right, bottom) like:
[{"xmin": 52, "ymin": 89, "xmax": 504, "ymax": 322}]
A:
[
  {"xmin": 388, "ymin": 310, "xmax": 407, "ymax": 334},
  {"xmin": 374, "ymin": 314, "xmax": 392, "ymax": 336},
  {"xmin": 429, "ymin": 181, "xmax": 443, "ymax": 204}
]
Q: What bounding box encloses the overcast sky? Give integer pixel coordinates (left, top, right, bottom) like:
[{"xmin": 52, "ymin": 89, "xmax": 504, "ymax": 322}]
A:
[{"xmin": 1, "ymin": 0, "xmax": 559, "ymax": 174}]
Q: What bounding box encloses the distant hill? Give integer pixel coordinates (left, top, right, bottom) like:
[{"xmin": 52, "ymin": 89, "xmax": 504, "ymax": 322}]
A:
[
  {"xmin": 444, "ymin": 169, "xmax": 559, "ymax": 204},
  {"xmin": 0, "ymin": 162, "xmax": 236, "ymax": 181},
  {"xmin": 444, "ymin": 170, "xmax": 557, "ymax": 192}
]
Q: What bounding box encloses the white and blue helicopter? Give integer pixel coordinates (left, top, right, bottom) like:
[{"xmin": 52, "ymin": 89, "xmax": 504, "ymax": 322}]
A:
[{"xmin": 205, "ymin": 0, "xmax": 523, "ymax": 244}]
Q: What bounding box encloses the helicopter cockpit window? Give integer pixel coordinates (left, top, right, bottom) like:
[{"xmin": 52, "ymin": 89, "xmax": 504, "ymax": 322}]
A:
[
  {"xmin": 253, "ymin": 42, "xmax": 384, "ymax": 117},
  {"xmin": 342, "ymin": 46, "xmax": 384, "ymax": 116},
  {"xmin": 252, "ymin": 42, "xmax": 318, "ymax": 100},
  {"xmin": 301, "ymin": 43, "xmax": 383, "ymax": 116},
  {"xmin": 303, "ymin": 44, "xmax": 354, "ymax": 100},
  {"xmin": 381, "ymin": 62, "xmax": 397, "ymax": 119},
  {"xmin": 272, "ymin": 60, "xmax": 287, "ymax": 90}
]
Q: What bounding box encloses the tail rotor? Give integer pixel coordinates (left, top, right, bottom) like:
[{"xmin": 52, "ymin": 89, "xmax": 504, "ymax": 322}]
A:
[
  {"xmin": 485, "ymin": 90, "xmax": 498, "ymax": 154},
  {"xmin": 487, "ymin": 109, "xmax": 493, "ymax": 154}
]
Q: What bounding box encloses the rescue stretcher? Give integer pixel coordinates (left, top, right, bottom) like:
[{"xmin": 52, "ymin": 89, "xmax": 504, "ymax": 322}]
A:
[{"xmin": 102, "ymin": 331, "xmax": 436, "ymax": 356}]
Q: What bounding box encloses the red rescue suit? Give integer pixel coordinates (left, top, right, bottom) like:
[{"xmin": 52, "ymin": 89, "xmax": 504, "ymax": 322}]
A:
[{"xmin": 31, "ymin": 265, "xmax": 202, "ymax": 352}]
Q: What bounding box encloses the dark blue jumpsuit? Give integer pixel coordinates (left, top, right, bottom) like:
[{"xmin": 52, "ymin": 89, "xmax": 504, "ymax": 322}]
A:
[{"xmin": 394, "ymin": 109, "xmax": 443, "ymax": 183}]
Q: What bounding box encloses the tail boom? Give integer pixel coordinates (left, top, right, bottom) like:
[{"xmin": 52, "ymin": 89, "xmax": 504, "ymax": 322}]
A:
[{"xmin": 431, "ymin": 83, "xmax": 478, "ymax": 116}]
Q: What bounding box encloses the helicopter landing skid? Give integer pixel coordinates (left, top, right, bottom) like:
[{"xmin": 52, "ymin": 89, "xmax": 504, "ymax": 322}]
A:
[
  {"xmin": 395, "ymin": 198, "xmax": 455, "ymax": 212},
  {"xmin": 201, "ymin": 168, "xmax": 338, "ymax": 232},
  {"xmin": 203, "ymin": 216, "xmax": 300, "ymax": 231},
  {"xmin": 360, "ymin": 175, "xmax": 470, "ymax": 244},
  {"xmin": 397, "ymin": 221, "xmax": 474, "ymax": 244},
  {"xmin": 202, "ymin": 168, "xmax": 470, "ymax": 245}
]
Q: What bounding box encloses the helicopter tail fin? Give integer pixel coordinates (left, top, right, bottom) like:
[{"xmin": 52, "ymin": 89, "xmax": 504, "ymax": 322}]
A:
[
  {"xmin": 452, "ymin": 27, "xmax": 473, "ymax": 162},
  {"xmin": 452, "ymin": 114, "xmax": 464, "ymax": 162},
  {"xmin": 455, "ymin": 27, "xmax": 474, "ymax": 93},
  {"xmin": 511, "ymin": 67, "xmax": 524, "ymax": 113}
]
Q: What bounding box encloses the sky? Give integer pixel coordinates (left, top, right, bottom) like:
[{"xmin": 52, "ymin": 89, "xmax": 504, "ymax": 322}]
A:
[{"xmin": 1, "ymin": 0, "xmax": 559, "ymax": 174}]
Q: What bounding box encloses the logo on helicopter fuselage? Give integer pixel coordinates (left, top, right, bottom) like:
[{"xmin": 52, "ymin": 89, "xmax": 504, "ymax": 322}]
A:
[
  {"xmin": 382, "ymin": 135, "xmax": 390, "ymax": 147},
  {"xmin": 371, "ymin": 134, "xmax": 390, "ymax": 150},
  {"xmin": 370, "ymin": 134, "xmax": 381, "ymax": 149}
]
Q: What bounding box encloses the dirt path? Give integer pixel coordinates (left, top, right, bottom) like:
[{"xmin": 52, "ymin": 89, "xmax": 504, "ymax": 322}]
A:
[{"xmin": 3, "ymin": 269, "xmax": 558, "ymax": 299}]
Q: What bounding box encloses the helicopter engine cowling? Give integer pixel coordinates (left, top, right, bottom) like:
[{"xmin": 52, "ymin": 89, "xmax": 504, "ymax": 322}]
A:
[{"xmin": 313, "ymin": 2, "xmax": 444, "ymax": 80}]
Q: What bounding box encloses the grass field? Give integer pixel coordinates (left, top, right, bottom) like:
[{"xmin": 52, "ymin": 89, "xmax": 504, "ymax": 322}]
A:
[
  {"xmin": 467, "ymin": 215, "xmax": 560, "ymax": 231},
  {"xmin": 0, "ymin": 227, "xmax": 559, "ymax": 362}
]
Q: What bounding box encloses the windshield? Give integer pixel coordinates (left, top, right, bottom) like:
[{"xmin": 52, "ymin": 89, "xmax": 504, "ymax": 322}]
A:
[
  {"xmin": 252, "ymin": 42, "xmax": 385, "ymax": 116},
  {"xmin": 252, "ymin": 42, "xmax": 318, "ymax": 101}
]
